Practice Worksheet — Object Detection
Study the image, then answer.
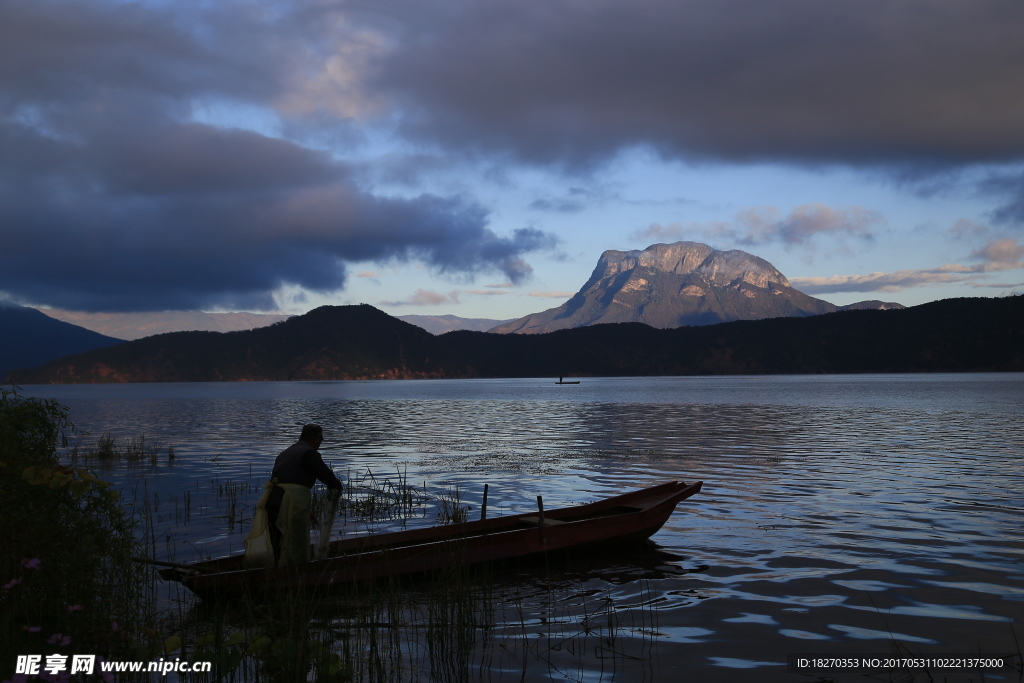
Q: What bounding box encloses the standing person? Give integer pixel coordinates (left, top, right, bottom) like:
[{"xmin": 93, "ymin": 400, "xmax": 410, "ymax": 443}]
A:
[{"xmin": 245, "ymin": 424, "xmax": 342, "ymax": 568}]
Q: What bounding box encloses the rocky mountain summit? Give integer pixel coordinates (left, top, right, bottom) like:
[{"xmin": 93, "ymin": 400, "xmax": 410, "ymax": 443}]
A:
[{"xmin": 491, "ymin": 241, "xmax": 844, "ymax": 333}]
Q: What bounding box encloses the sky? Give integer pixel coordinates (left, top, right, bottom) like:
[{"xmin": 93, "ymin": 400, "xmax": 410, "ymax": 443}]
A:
[{"xmin": 3, "ymin": 0, "xmax": 1024, "ymax": 322}]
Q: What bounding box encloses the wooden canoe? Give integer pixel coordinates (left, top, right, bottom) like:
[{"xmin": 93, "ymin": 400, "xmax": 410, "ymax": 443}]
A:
[{"xmin": 158, "ymin": 480, "xmax": 702, "ymax": 598}]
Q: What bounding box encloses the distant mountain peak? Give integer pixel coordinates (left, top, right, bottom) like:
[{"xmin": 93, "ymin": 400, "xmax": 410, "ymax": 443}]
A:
[
  {"xmin": 398, "ymin": 314, "xmax": 515, "ymax": 335},
  {"xmin": 490, "ymin": 241, "xmax": 833, "ymax": 333},
  {"xmin": 837, "ymin": 300, "xmax": 905, "ymax": 311}
]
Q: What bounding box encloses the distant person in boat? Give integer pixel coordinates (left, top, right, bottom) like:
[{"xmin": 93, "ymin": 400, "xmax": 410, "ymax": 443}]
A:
[{"xmin": 244, "ymin": 423, "xmax": 342, "ymax": 568}]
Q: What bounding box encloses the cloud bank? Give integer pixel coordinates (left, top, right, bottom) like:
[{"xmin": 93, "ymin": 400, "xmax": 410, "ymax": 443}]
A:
[
  {"xmin": 6, "ymin": 0, "xmax": 1024, "ymax": 313},
  {"xmin": 636, "ymin": 204, "xmax": 881, "ymax": 250},
  {"xmin": 791, "ymin": 238, "xmax": 1024, "ymax": 293},
  {"xmin": 367, "ymin": 0, "xmax": 1024, "ymax": 169},
  {"xmin": 380, "ymin": 289, "xmax": 460, "ymax": 307}
]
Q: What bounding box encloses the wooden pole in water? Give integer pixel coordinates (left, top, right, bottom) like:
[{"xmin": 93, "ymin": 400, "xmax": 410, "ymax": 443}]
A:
[
  {"xmin": 316, "ymin": 489, "xmax": 341, "ymax": 561},
  {"xmin": 480, "ymin": 483, "xmax": 489, "ymax": 520},
  {"xmin": 537, "ymin": 495, "xmax": 546, "ymax": 543}
]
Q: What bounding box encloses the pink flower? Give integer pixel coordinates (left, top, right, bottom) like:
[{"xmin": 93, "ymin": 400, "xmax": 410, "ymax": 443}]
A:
[
  {"xmin": 21, "ymin": 558, "xmax": 41, "ymax": 570},
  {"xmin": 110, "ymin": 621, "xmax": 118, "ymax": 632},
  {"xmin": 3, "ymin": 578, "xmax": 21, "ymax": 589},
  {"xmin": 66, "ymin": 605, "xmax": 83, "ymax": 612},
  {"xmin": 25, "ymin": 626, "xmax": 41, "ymax": 633}
]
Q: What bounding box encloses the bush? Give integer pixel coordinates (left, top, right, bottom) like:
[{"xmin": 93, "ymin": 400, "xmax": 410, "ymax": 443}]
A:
[{"xmin": 0, "ymin": 387, "xmax": 147, "ymax": 678}]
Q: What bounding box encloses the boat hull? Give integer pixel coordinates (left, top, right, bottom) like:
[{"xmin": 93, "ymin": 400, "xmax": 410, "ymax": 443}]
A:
[{"xmin": 162, "ymin": 480, "xmax": 702, "ymax": 599}]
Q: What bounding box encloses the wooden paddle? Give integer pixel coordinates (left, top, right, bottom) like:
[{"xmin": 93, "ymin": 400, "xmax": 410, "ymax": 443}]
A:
[{"xmin": 132, "ymin": 557, "xmax": 216, "ymax": 574}]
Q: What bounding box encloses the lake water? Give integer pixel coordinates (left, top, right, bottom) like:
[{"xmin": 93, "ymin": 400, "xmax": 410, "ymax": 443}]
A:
[{"xmin": 21, "ymin": 374, "xmax": 1024, "ymax": 682}]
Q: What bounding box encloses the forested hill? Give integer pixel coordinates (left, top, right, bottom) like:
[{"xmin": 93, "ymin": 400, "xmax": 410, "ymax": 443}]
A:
[
  {"xmin": 0, "ymin": 302, "xmax": 124, "ymax": 381},
  {"xmin": 7, "ymin": 296, "xmax": 1023, "ymax": 383}
]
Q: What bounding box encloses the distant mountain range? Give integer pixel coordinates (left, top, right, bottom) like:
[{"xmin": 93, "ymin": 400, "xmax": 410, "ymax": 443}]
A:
[
  {"xmin": 37, "ymin": 309, "xmax": 292, "ymax": 340},
  {"xmin": 397, "ymin": 314, "xmax": 514, "ymax": 335},
  {"xmin": 490, "ymin": 242, "xmax": 902, "ymax": 333},
  {"xmin": 8, "ymin": 296, "xmax": 1021, "ymax": 383},
  {"xmin": 0, "ymin": 301, "xmax": 124, "ymax": 381}
]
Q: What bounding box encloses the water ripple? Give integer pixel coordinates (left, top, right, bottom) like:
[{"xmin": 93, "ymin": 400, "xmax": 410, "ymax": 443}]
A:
[{"xmin": 22, "ymin": 373, "xmax": 1024, "ymax": 682}]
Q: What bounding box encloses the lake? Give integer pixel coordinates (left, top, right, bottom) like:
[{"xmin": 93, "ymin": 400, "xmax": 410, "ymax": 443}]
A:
[{"xmin": 20, "ymin": 374, "xmax": 1024, "ymax": 682}]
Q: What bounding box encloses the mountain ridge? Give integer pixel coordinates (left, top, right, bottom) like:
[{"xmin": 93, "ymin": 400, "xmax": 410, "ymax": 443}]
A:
[{"xmin": 7, "ymin": 295, "xmax": 1021, "ymax": 383}]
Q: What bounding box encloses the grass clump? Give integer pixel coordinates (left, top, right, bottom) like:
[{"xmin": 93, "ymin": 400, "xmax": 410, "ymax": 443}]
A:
[
  {"xmin": 68, "ymin": 430, "xmax": 173, "ymax": 466},
  {"xmin": 0, "ymin": 387, "xmax": 152, "ymax": 678}
]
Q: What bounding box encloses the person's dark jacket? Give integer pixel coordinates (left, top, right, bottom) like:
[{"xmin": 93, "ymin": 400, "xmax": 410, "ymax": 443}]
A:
[{"xmin": 266, "ymin": 441, "xmax": 342, "ymax": 510}]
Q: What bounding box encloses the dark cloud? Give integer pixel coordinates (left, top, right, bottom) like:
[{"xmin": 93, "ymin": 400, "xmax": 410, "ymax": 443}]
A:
[
  {"xmin": 0, "ymin": 0, "xmax": 287, "ymax": 109},
  {"xmin": 0, "ymin": 116, "xmax": 548, "ymax": 309},
  {"xmin": 0, "ymin": 0, "xmax": 555, "ymax": 311},
  {"xmin": 366, "ymin": 0, "xmax": 1024, "ymax": 169},
  {"xmin": 529, "ymin": 187, "xmax": 601, "ymax": 213},
  {"xmin": 529, "ymin": 196, "xmax": 587, "ymax": 214}
]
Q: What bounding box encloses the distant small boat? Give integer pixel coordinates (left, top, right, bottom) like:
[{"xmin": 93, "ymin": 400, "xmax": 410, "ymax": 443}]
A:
[
  {"xmin": 155, "ymin": 481, "xmax": 702, "ymax": 599},
  {"xmin": 556, "ymin": 376, "xmax": 580, "ymax": 384}
]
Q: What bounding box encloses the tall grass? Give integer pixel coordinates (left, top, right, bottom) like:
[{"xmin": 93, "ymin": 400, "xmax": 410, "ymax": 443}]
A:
[{"xmin": 137, "ymin": 467, "xmax": 660, "ymax": 682}]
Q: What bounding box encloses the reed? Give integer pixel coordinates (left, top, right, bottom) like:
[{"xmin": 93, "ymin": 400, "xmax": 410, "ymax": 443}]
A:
[
  {"xmin": 310, "ymin": 467, "xmax": 431, "ymax": 532},
  {"xmin": 431, "ymin": 484, "xmax": 470, "ymax": 525},
  {"xmin": 67, "ymin": 430, "xmax": 175, "ymax": 466},
  {"xmin": 134, "ymin": 468, "xmax": 660, "ymax": 683}
]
